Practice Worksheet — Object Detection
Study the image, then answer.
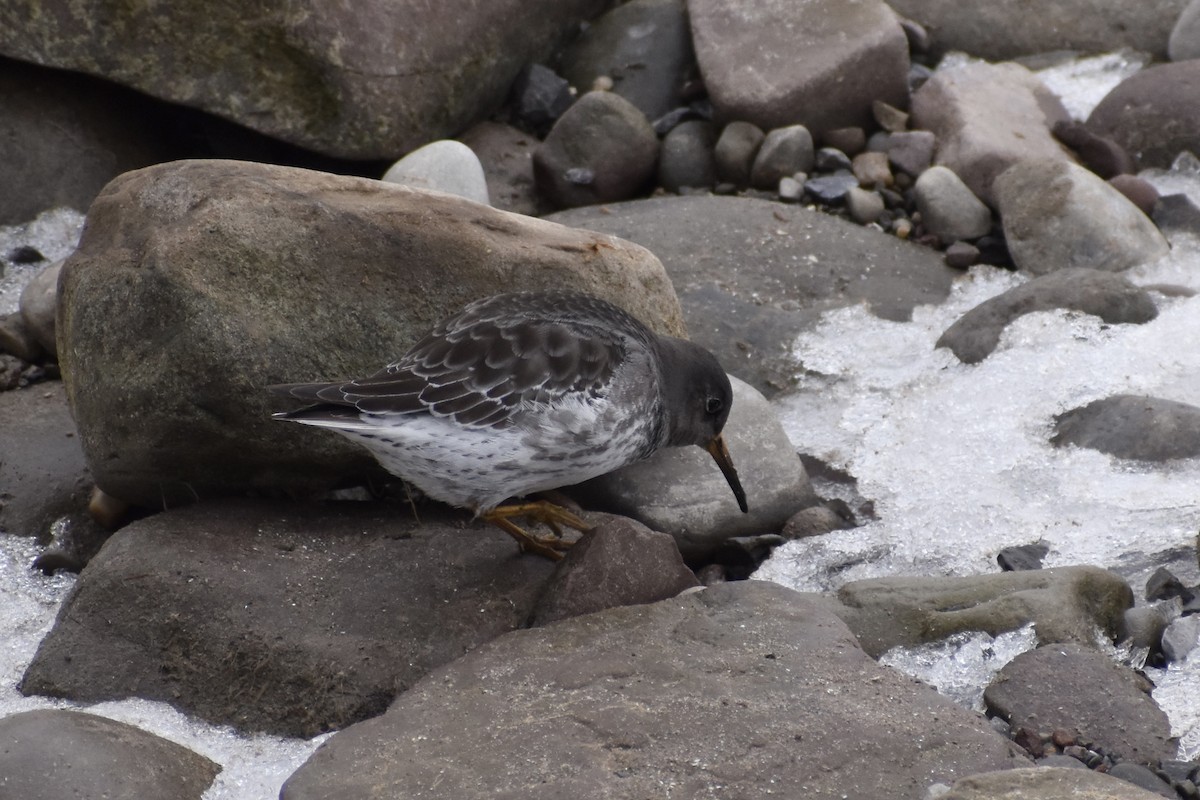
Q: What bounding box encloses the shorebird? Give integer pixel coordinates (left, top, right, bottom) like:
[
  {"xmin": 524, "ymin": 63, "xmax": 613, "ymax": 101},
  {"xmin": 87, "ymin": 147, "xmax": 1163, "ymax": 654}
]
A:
[{"xmin": 271, "ymin": 290, "xmax": 748, "ymax": 559}]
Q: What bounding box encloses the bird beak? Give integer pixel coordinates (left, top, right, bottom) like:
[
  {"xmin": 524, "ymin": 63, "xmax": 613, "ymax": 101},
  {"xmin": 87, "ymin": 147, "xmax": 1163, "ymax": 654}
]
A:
[{"xmin": 705, "ymin": 434, "xmax": 749, "ymax": 513}]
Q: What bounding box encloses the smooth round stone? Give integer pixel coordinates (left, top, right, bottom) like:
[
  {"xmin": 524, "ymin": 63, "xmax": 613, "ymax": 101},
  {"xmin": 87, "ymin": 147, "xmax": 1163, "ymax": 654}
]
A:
[
  {"xmin": 944, "ymin": 241, "xmax": 981, "ymax": 269},
  {"xmin": 534, "ymin": 90, "xmax": 660, "ymax": 208},
  {"xmin": 658, "ymin": 119, "xmax": 717, "ymax": 192},
  {"xmin": 995, "ymin": 159, "xmax": 1169, "ymax": 274},
  {"xmin": 1109, "ymin": 174, "xmax": 1159, "ymax": 216},
  {"xmin": 914, "ymin": 165, "xmax": 992, "ymax": 242},
  {"xmin": 846, "ymin": 186, "xmax": 885, "ymax": 224},
  {"xmin": 750, "ymin": 125, "xmax": 815, "ymax": 189},
  {"xmin": 558, "ymin": 0, "xmax": 693, "ymax": 122},
  {"xmin": 1052, "ymin": 120, "xmax": 1135, "ymax": 179},
  {"xmin": 778, "ymin": 175, "xmax": 804, "ymax": 202},
  {"xmin": 1120, "ymin": 606, "xmax": 1169, "ymax": 652},
  {"xmin": 714, "ymin": 121, "xmax": 765, "ymax": 186},
  {"xmin": 382, "ymin": 140, "xmax": 490, "ymax": 206}
]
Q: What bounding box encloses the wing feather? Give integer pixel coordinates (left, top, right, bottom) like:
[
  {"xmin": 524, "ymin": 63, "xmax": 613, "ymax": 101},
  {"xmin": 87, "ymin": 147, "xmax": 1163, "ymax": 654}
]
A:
[{"xmin": 271, "ymin": 291, "xmax": 649, "ymax": 429}]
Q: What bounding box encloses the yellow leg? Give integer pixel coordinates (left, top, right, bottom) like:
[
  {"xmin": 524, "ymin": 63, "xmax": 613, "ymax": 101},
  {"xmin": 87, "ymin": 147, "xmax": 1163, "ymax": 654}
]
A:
[{"xmin": 482, "ymin": 501, "xmax": 593, "ymax": 561}]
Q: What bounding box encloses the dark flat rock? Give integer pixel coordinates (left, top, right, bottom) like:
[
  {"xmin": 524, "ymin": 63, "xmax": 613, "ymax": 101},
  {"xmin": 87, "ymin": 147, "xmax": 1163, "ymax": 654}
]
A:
[
  {"xmin": 20, "ymin": 499, "xmax": 555, "ymax": 736},
  {"xmin": 1052, "ymin": 394, "xmax": 1200, "ymax": 461},
  {"xmin": 547, "ymin": 195, "xmax": 959, "ymax": 395},
  {"xmin": 984, "ymin": 643, "xmax": 1176, "ymax": 765},
  {"xmin": 281, "ymin": 581, "xmax": 1028, "ymax": 799},
  {"xmin": 936, "ymin": 268, "xmax": 1158, "ymax": 364},
  {"xmin": 0, "ymin": 709, "xmax": 218, "ymax": 800}
]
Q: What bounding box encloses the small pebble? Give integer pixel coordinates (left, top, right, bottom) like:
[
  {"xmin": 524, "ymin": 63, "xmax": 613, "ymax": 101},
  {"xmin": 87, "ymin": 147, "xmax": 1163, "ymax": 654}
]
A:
[
  {"xmin": 852, "ymin": 151, "xmax": 893, "ymax": 188},
  {"xmin": 814, "ymin": 147, "xmax": 852, "ymax": 172},
  {"xmin": 886, "ymin": 130, "xmax": 935, "ymax": 177},
  {"xmin": 996, "ymin": 541, "xmax": 1048, "ymax": 571},
  {"xmin": 944, "ymin": 241, "xmax": 980, "ymax": 269},
  {"xmin": 715, "ymin": 121, "xmax": 765, "ymax": 186},
  {"xmin": 872, "ymin": 100, "xmax": 909, "ymax": 132},
  {"xmin": 846, "ymin": 186, "xmax": 885, "ymax": 225},
  {"xmin": 1108, "ymin": 761, "xmax": 1178, "ymax": 798},
  {"xmin": 777, "ymin": 176, "xmax": 803, "ymax": 202},
  {"xmin": 510, "ymin": 63, "xmax": 573, "ymax": 131},
  {"xmin": 822, "ymin": 127, "xmax": 866, "ymax": 157},
  {"xmin": 908, "ymin": 63, "xmax": 934, "ymax": 93},
  {"xmin": 1146, "ymin": 567, "xmax": 1190, "ymax": 601},
  {"xmin": 1109, "ymin": 174, "xmax": 1159, "ymax": 217},
  {"xmin": 892, "ymin": 217, "xmax": 913, "ymax": 239}
]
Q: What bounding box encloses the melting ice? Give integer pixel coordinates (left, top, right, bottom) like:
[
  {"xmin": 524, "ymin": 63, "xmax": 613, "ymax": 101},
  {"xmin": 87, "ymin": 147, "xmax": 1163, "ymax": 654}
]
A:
[{"xmin": 757, "ymin": 166, "xmax": 1200, "ymax": 757}]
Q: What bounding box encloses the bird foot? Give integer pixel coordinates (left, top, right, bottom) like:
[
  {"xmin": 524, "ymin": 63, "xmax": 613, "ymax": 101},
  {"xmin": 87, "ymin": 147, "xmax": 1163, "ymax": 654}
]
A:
[{"xmin": 482, "ymin": 501, "xmax": 593, "ymax": 561}]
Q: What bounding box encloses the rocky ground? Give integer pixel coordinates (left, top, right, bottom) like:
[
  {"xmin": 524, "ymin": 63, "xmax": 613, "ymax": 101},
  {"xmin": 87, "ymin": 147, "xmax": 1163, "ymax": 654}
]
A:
[{"xmin": 3, "ymin": 1, "xmax": 1200, "ymax": 798}]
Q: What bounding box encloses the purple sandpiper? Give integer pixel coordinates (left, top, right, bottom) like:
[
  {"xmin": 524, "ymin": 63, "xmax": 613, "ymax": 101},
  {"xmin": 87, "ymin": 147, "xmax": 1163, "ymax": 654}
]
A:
[{"xmin": 270, "ymin": 290, "xmax": 748, "ymax": 559}]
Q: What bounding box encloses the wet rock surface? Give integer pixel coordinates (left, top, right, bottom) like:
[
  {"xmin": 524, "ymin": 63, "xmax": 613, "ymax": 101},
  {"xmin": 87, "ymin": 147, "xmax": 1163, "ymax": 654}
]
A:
[
  {"xmin": 0, "ymin": 708, "xmax": 219, "ymax": 800},
  {"xmin": 0, "ymin": 382, "xmax": 91, "ymax": 539},
  {"xmin": 280, "ymin": 581, "xmax": 1029, "ymax": 799},
  {"xmin": 831, "ymin": 567, "xmax": 1133, "ymax": 658},
  {"xmin": 20, "ymin": 500, "xmax": 556, "ymax": 736},
  {"xmin": 936, "ymin": 268, "xmax": 1158, "ymax": 364},
  {"xmin": 984, "ymin": 643, "xmax": 1177, "ymax": 765}
]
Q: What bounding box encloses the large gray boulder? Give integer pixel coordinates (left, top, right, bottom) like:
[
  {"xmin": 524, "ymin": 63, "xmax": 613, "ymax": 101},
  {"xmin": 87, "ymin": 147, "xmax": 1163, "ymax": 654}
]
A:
[
  {"xmin": 1086, "ymin": 60, "xmax": 1200, "ymax": 170},
  {"xmin": 20, "ymin": 500, "xmax": 556, "ymax": 736},
  {"xmin": 688, "ymin": 0, "xmax": 909, "ymax": 136},
  {"xmin": 57, "ymin": 159, "xmax": 683, "ymax": 509},
  {"xmin": 559, "ymin": 0, "xmax": 694, "ymax": 122},
  {"xmin": 0, "ymin": 59, "xmax": 171, "ymax": 225},
  {"xmin": 0, "ymin": 1, "xmax": 608, "ymax": 159},
  {"xmin": 885, "ymin": 0, "xmax": 1186, "ymax": 60},
  {"xmin": 994, "ymin": 159, "xmax": 1169, "ymax": 275},
  {"xmin": 546, "ymin": 195, "xmax": 960, "ymax": 396},
  {"xmin": 280, "ymin": 581, "xmax": 1029, "ymax": 799},
  {"xmin": 912, "ymin": 61, "xmax": 1073, "ymax": 206}
]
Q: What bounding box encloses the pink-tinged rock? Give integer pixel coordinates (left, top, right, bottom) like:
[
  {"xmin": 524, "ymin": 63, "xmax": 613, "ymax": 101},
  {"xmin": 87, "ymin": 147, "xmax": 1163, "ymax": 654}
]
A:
[
  {"xmin": 689, "ymin": 0, "xmax": 909, "ymax": 137},
  {"xmin": 912, "ymin": 60, "xmax": 1074, "ymax": 206}
]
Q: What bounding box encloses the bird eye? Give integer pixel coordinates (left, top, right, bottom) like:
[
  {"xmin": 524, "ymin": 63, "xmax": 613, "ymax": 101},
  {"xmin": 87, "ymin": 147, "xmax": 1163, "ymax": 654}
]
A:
[{"xmin": 705, "ymin": 396, "xmax": 723, "ymax": 415}]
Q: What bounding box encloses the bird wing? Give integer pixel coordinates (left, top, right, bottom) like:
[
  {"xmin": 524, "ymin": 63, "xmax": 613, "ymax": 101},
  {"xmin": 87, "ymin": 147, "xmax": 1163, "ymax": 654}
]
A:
[{"xmin": 271, "ymin": 293, "xmax": 634, "ymax": 429}]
